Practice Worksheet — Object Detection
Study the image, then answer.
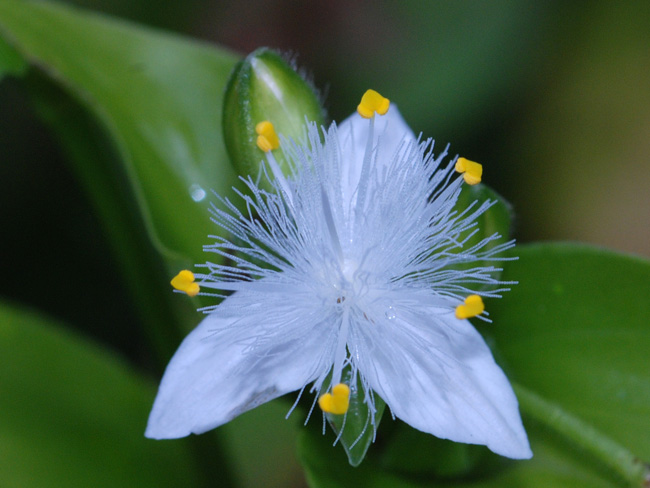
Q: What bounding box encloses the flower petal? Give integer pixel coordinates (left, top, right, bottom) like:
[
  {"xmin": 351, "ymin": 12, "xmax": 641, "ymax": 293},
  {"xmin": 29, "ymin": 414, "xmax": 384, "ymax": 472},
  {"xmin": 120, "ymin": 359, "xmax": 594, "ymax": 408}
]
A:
[
  {"xmin": 338, "ymin": 104, "xmax": 416, "ymax": 168},
  {"xmin": 352, "ymin": 306, "xmax": 532, "ymax": 459},
  {"xmin": 145, "ymin": 291, "xmax": 334, "ymax": 439},
  {"xmin": 337, "ymin": 105, "xmax": 416, "ymax": 210}
]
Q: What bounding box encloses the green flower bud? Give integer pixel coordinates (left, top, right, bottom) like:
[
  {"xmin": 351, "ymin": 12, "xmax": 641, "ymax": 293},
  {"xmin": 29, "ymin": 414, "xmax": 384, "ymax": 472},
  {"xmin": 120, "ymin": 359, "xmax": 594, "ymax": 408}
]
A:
[{"xmin": 222, "ymin": 48, "xmax": 325, "ymax": 184}]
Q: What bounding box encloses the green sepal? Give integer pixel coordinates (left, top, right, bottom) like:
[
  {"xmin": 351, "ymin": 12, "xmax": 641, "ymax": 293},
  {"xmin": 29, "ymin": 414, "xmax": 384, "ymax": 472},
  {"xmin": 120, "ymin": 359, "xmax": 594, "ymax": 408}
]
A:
[
  {"xmin": 223, "ymin": 48, "xmax": 326, "ymax": 187},
  {"xmin": 323, "ymin": 368, "xmax": 386, "ymax": 467}
]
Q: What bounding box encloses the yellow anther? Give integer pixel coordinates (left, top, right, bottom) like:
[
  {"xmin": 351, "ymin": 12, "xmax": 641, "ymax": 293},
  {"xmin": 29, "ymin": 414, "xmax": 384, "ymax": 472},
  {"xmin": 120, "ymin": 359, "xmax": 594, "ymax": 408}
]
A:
[
  {"xmin": 455, "ymin": 295, "xmax": 485, "ymax": 319},
  {"xmin": 171, "ymin": 270, "xmax": 200, "ymax": 297},
  {"xmin": 318, "ymin": 383, "xmax": 350, "ymax": 415},
  {"xmin": 255, "ymin": 120, "xmax": 280, "ymax": 152},
  {"xmin": 455, "ymin": 157, "xmax": 483, "ymax": 185},
  {"xmin": 357, "ymin": 89, "xmax": 390, "ymax": 118}
]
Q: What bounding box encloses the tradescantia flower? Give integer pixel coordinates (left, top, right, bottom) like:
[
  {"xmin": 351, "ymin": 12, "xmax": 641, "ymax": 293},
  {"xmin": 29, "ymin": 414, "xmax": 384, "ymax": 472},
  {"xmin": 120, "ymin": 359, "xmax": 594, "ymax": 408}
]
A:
[{"xmin": 146, "ymin": 90, "xmax": 532, "ymax": 460}]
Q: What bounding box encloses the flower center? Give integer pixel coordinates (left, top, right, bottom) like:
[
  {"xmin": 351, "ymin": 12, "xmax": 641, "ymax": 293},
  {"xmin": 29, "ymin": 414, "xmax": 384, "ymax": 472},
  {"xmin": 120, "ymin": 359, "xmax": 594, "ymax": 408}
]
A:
[{"xmin": 330, "ymin": 258, "xmax": 363, "ymax": 306}]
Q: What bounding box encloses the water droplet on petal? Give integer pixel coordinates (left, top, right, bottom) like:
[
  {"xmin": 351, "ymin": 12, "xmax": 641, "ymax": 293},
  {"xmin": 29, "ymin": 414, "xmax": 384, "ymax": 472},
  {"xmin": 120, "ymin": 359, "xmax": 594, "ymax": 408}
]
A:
[{"xmin": 385, "ymin": 306, "xmax": 396, "ymax": 320}]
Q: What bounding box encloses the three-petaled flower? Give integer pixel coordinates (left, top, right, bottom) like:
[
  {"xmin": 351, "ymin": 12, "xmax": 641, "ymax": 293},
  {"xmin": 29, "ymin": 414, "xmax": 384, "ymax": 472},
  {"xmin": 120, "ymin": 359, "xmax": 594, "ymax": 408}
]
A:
[{"xmin": 146, "ymin": 90, "xmax": 532, "ymax": 460}]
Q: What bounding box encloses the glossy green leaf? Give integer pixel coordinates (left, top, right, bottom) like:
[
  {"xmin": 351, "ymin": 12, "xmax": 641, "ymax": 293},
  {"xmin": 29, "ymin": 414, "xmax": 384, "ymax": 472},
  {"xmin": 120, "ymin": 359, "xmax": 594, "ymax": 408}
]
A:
[
  {"xmin": 0, "ymin": 300, "xmax": 202, "ymax": 487},
  {"xmin": 0, "ymin": 0, "xmax": 239, "ymax": 271},
  {"xmin": 0, "ymin": 1, "xmax": 243, "ymax": 363},
  {"xmin": 488, "ymin": 243, "xmax": 650, "ymax": 481},
  {"xmin": 0, "ymin": 35, "xmax": 26, "ymax": 77},
  {"xmin": 489, "ymin": 243, "xmax": 650, "ymax": 456}
]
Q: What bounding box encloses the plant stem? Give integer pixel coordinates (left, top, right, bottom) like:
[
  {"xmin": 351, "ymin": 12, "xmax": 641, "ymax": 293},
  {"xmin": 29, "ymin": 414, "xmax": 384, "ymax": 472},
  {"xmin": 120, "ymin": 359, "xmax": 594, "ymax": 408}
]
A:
[{"xmin": 514, "ymin": 382, "xmax": 650, "ymax": 487}]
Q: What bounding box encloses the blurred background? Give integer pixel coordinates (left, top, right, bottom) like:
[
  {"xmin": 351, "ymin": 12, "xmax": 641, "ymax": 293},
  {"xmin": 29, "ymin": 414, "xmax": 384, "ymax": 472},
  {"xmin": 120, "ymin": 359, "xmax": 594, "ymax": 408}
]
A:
[{"xmin": 0, "ymin": 1, "xmax": 649, "ymax": 486}]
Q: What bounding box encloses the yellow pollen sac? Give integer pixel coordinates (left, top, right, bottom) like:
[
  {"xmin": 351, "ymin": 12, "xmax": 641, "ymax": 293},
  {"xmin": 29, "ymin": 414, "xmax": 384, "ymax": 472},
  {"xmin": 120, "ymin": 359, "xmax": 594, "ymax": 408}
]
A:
[
  {"xmin": 455, "ymin": 157, "xmax": 483, "ymax": 185},
  {"xmin": 318, "ymin": 383, "xmax": 350, "ymax": 415},
  {"xmin": 171, "ymin": 270, "xmax": 200, "ymax": 297},
  {"xmin": 357, "ymin": 89, "xmax": 390, "ymax": 118},
  {"xmin": 455, "ymin": 294, "xmax": 485, "ymax": 319},
  {"xmin": 255, "ymin": 120, "xmax": 280, "ymax": 152}
]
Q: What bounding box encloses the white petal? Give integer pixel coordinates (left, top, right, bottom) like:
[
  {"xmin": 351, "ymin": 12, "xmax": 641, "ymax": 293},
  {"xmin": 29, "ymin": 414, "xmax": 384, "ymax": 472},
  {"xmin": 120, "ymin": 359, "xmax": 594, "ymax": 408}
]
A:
[
  {"xmin": 337, "ymin": 105, "xmax": 416, "ymax": 209},
  {"xmin": 338, "ymin": 104, "xmax": 416, "ymax": 167},
  {"xmin": 146, "ymin": 291, "xmax": 333, "ymax": 439},
  {"xmin": 353, "ymin": 307, "xmax": 532, "ymax": 459}
]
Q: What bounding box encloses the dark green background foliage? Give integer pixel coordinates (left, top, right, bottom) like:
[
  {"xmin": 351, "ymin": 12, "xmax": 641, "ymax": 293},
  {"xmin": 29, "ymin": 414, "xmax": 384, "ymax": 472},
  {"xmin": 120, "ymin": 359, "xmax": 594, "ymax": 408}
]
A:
[{"xmin": 0, "ymin": 1, "xmax": 649, "ymax": 487}]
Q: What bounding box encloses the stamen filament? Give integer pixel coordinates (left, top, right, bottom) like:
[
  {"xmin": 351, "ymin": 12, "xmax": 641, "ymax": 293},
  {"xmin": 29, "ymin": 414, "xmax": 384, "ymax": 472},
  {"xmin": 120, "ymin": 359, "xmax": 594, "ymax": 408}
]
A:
[
  {"xmin": 255, "ymin": 120, "xmax": 294, "ymax": 205},
  {"xmin": 332, "ymin": 307, "xmax": 350, "ymax": 386},
  {"xmin": 266, "ymin": 150, "xmax": 294, "ymax": 207},
  {"xmin": 354, "ymin": 114, "xmax": 375, "ymax": 232},
  {"xmin": 320, "ymin": 186, "xmax": 344, "ymax": 262}
]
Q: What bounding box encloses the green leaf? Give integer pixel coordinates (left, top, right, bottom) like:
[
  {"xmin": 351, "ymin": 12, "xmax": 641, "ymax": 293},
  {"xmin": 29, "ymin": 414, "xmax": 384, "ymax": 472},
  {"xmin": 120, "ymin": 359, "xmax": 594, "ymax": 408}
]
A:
[
  {"xmin": 490, "ymin": 243, "xmax": 650, "ymax": 456},
  {"xmin": 0, "ymin": 0, "xmax": 242, "ymax": 360},
  {"xmin": 0, "ymin": 7, "xmax": 244, "ymax": 484},
  {"xmin": 0, "ymin": 300, "xmax": 202, "ymax": 487},
  {"xmin": 487, "ymin": 243, "xmax": 650, "ymax": 484},
  {"xmin": 0, "ymin": 0, "xmax": 239, "ymax": 270},
  {"xmin": 0, "ymin": 35, "xmax": 26, "ymax": 78}
]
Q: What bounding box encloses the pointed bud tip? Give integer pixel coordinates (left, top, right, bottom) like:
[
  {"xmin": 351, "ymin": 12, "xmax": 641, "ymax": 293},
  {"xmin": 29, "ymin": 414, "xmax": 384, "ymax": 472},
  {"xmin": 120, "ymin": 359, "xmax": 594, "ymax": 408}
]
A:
[{"xmin": 222, "ymin": 48, "xmax": 326, "ymax": 186}]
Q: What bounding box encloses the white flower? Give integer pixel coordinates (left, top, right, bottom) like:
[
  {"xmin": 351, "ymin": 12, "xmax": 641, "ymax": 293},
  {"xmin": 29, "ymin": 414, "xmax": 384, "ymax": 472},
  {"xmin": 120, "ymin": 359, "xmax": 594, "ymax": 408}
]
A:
[{"xmin": 146, "ymin": 90, "xmax": 532, "ymax": 459}]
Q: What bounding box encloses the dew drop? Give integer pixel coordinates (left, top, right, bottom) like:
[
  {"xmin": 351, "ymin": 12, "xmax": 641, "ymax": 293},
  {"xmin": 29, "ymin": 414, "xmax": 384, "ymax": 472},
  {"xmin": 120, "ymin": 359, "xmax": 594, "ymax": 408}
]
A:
[
  {"xmin": 385, "ymin": 306, "xmax": 396, "ymax": 320},
  {"xmin": 190, "ymin": 184, "xmax": 206, "ymax": 202}
]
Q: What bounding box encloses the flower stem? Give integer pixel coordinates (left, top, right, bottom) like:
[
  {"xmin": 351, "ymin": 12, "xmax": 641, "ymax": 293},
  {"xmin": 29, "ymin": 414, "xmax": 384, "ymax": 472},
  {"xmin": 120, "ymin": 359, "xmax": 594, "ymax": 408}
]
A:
[{"xmin": 513, "ymin": 382, "xmax": 650, "ymax": 487}]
